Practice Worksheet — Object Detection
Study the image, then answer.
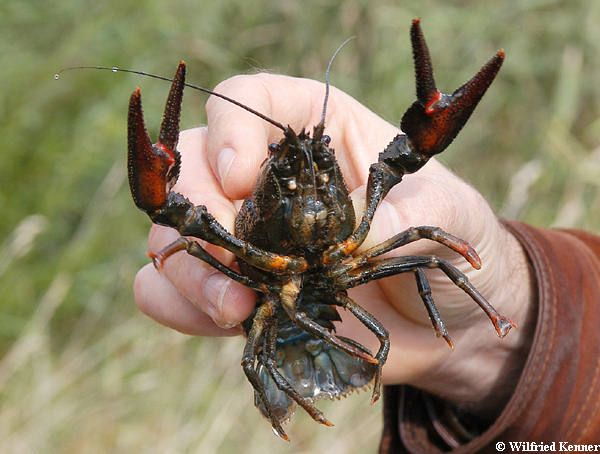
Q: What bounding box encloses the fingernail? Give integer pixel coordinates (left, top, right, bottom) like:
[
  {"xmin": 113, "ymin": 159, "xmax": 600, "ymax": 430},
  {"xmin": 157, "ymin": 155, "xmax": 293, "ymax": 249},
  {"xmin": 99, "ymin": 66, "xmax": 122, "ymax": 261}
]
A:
[
  {"xmin": 217, "ymin": 147, "xmax": 236, "ymax": 185},
  {"xmin": 203, "ymin": 273, "xmax": 237, "ymax": 329}
]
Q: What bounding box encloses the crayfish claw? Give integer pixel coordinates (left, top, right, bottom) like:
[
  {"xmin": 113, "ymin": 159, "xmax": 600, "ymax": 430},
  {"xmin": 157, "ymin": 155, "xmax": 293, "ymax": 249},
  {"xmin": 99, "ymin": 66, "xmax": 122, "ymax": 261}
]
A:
[
  {"xmin": 400, "ymin": 19, "xmax": 504, "ymax": 159},
  {"xmin": 410, "ymin": 18, "xmax": 439, "ymax": 111},
  {"xmin": 128, "ymin": 87, "xmax": 163, "ymax": 211},
  {"xmin": 158, "ymin": 61, "xmax": 185, "ymax": 153},
  {"xmin": 127, "ymin": 63, "xmax": 185, "ymax": 214}
]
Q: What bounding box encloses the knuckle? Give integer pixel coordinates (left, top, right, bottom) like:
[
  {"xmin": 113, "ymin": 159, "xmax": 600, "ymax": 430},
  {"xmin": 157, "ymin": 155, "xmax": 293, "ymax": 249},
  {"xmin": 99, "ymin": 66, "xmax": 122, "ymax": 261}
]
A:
[
  {"xmin": 178, "ymin": 126, "xmax": 206, "ymax": 145},
  {"xmin": 207, "ymin": 74, "xmax": 266, "ymax": 111}
]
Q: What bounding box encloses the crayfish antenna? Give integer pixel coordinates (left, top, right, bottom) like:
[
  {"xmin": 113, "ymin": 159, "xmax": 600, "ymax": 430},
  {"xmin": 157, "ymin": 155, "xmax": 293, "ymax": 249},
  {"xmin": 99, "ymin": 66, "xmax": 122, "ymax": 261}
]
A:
[
  {"xmin": 400, "ymin": 18, "xmax": 504, "ymax": 158},
  {"xmin": 313, "ymin": 36, "xmax": 355, "ymax": 142},
  {"xmin": 56, "ymin": 64, "xmax": 287, "ymax": 132}
]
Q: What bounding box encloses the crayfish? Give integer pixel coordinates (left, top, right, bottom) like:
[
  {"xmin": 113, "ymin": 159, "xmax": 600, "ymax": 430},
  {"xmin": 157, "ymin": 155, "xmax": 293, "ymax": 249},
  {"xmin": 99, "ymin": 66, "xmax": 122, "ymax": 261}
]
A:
[{"xmin": 126, "ymin": 19, "xmax": 514, "ymax": 440}]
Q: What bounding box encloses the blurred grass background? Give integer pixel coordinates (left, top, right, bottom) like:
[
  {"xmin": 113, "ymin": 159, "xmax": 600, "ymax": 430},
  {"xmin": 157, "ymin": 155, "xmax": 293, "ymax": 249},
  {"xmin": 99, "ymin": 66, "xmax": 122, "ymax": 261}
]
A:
[{"xmin": 1, "ymin": 0, "xmax": 599, "ymax": 452}]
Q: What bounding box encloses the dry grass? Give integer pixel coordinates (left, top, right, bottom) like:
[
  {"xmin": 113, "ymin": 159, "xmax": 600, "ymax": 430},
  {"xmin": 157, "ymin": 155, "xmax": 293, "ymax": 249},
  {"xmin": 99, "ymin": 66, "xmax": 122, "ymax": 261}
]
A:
[{"xmin": 0, "ymin": 305, "xmax": 382, "ymax": 453}]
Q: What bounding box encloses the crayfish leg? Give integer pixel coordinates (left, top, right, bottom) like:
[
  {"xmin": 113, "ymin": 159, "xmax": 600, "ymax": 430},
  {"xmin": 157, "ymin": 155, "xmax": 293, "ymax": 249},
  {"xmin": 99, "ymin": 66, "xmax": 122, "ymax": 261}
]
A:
[
  {"xmin": 339, "ymin": 254, "xmax": 515, "ymax": 338},
  {"xmin": 414, "ymin": 268, "xmax": 454, "ymax": 349},
  {"xmin": 335, "ymin": 294, "xmax": 389, "ymax": 403},
  {"xmin": 260, "ymin": 322, "xmax": 334, "ymax": 427},
  {"xmin": 241, "ymin": 300, "xmax": 289, "ymax": 441}
]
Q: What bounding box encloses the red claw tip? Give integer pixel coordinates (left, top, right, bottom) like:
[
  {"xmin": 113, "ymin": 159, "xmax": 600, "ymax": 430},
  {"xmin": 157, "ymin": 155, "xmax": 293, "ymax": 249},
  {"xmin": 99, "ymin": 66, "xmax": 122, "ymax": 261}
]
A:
[
  {"xmin": 424, "ymin": 90, "xmax": 442, "ymax": 115},
  {"xmin": 147, "ymin": 251, "xmax": 164, "ymax": 271},
  {"xmin": 155, "ymin": 142, "xmax": 176, "ymax": 166},
  {"xmin": 497, "ymin": 48, "xmax": 506, "ymax": 59},
  {"xmin": 412, "ymin": 17, "xmax": 421, "ymax": 26},
  {"xmin": 466, "ymin": 248, "xmax": 482, "ymax": 270}
]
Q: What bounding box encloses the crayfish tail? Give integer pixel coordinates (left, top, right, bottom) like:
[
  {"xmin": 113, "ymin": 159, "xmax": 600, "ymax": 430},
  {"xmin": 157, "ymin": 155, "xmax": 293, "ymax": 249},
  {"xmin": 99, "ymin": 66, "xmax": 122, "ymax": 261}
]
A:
[{"xmin": 255, "ymin": 335, "xmax": 377, "ymax": 426}]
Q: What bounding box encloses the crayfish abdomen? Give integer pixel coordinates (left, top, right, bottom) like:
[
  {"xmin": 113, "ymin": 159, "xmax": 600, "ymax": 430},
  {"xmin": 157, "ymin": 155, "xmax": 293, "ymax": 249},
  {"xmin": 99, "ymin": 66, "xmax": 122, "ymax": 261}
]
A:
[
  {"xmin": 255, "ymin": 331, "xmax": 376, "ymax": 423},
  {"xmin": 126, "ymin": 19, "xmax": 515, "ymax": 440},
  {"xmin": 248, "ymin": 278, "xmax": 377, "ymax": 423}
]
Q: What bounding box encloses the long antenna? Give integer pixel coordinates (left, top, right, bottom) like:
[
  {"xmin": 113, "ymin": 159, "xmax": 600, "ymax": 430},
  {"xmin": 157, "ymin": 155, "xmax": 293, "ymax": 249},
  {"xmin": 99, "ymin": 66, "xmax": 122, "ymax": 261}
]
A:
[
  {"xmin": 320, "ymin": 36, "xmax": 355, "ymax": 127},
  {"xmin": 312, "ymin": 37, "xmax": 355, "ymax": 141},
  {"xmin": 55, "ymin": 66, "xmax": 287, "ymax": 132}
]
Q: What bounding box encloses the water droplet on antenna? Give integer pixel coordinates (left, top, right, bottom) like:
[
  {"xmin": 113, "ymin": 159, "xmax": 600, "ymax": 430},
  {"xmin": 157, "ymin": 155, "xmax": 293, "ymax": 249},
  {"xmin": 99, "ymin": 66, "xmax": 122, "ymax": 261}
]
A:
[{"xmin": 111, "ymin": 66, "xmax": 119, "ymax": 73}]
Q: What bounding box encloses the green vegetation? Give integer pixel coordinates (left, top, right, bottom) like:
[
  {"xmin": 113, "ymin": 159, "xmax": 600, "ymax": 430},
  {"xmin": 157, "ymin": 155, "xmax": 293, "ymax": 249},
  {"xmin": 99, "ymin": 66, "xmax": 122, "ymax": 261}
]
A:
[{"xmin": 1, "ymin": 0, "xmax": 598, "ymax": 452}]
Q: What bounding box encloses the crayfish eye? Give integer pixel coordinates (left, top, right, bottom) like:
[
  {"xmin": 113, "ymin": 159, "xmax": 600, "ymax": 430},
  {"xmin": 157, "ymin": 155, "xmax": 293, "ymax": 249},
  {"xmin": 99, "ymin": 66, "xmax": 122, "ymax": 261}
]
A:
[
  {"xmin": 322, "ymin": 135, "xmax": 331, "ymax": 145},
  {"xmin": 268, "ymin": 143, "xmax": 279, "ymax": 153}
]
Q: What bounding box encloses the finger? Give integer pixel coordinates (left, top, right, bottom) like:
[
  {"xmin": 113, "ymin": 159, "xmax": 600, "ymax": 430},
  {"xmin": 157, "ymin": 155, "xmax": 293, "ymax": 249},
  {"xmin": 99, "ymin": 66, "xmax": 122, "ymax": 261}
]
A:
[
  {"xmin": 352, "ymin": 159, "xmax": 506, "ymax": 324},
  {"xmin": 174, "ymin": 127, "xmax": 237, "ymax": 249},
  {"xmin": 205, "ymin": 74, "xmax": 339, "ymax": 199},
  {"xmin": 357, "ymin": 159, "xmax": 486, "ymax": 255},
  {"xmin": 148, "ymin": 126, "xmax": 257, "ymax": 327},
  {"xmin": 147, "ymin": 225, "xmax": 257, "ymax": 328},
  {"xmin": 134, "ymin": 263, "xmax": 241, "ymax": 337}
]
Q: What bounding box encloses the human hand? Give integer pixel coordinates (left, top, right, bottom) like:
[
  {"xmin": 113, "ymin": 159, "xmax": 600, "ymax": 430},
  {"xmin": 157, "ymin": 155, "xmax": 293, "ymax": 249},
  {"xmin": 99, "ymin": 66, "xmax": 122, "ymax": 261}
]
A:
[{"xmin": 134, "ymin": 73, "xmax": 534, "ymax": 416}]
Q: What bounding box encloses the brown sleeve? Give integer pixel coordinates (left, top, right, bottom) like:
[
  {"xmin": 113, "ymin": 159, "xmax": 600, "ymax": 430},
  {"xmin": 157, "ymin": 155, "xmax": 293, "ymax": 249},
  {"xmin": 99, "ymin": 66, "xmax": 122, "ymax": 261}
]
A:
[{"xmin": 379, "ymin": 221, "xmax": 600, "ymax": 453}]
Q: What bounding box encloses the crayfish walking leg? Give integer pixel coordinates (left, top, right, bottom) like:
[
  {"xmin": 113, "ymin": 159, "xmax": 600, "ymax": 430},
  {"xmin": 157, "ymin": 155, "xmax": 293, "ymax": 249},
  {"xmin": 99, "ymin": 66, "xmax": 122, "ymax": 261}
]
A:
[
  {"xmin": 338, "ymin": 255, "xmax": 515, "ymax": 337},
  {"xmin": 335, "ymin": 294, "xmax": 390, "ymax": 403},
  {"xmin": 259, "ymin": 322, "xmax": 334, "ymax": 427},
  {"xmin": 241, "ymin": 299, "xmax": 289, "ymax": 440},
  {"xmin": 414, "ymin": 268, "xmax": 453, "ymax": 347}
]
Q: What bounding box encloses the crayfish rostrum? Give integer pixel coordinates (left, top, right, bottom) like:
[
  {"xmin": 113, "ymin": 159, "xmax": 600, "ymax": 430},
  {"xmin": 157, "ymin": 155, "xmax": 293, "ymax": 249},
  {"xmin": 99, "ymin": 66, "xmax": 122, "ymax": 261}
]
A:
[{"xmin": 127, "ymin": 19, "xmax": 514, "ymax": 440}]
